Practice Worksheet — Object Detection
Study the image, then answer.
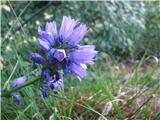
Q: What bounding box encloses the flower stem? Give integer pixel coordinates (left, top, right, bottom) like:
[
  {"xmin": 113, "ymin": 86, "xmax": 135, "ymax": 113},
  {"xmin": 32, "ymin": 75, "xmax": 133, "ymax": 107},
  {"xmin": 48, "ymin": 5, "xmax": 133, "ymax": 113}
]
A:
[{"xmin": 2, "ymin": 77, "xmax": 40, "ymax": 97}]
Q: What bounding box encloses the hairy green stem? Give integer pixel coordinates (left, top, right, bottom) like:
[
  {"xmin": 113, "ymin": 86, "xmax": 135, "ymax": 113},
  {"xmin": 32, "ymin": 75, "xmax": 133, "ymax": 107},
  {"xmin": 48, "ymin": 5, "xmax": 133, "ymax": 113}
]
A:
[{"xmin": 2, "ymin": 77, "xmax": 40, "ymax": 97}]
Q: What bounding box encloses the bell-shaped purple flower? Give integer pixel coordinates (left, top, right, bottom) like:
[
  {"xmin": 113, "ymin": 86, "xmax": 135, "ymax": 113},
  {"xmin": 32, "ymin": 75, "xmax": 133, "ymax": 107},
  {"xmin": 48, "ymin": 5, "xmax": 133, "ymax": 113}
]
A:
[
  {"xmin": 54, "ymin": 49, "xmax": 66, "ymax": 62},
  {"xmin": 66, "ymin": 63, "xmax": 86, "ymax": 79},
  {"xmin": 45, "ymin": 21, "xmax": 58, "ymax": 39},
  {"xmin": 68, "ymin": 24, "xmax": 88, "ymax": 44},
  {"xmin": 37, "ymin": 38, "xmax": 51, "ymax": 52},
  {"xmin": 12, "ymin": 76, "xmax": 27, "ymax": 88},
  {"xmin": 38, "ymin": 26, "xmax": 55, "ymax": 46},
  {"xmin": 13, "ymin": 94, "xmax": 21, "ymax": 105},
  {"xmin": 59, "ymin": 16, "xmax": 78, "ymax": 40},
  {"xmin": 68, "ymin": 45, "xmax": 97, "ymax": 64},
  {"xmin": 29, "ymin": 53, "xmax": 46, "ymax": 65}
]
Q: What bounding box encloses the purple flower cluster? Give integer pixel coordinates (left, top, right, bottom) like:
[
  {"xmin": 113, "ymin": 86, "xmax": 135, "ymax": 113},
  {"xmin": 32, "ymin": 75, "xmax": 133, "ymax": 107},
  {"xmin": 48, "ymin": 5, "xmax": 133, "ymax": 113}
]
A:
[{"xmin": 11, "ymin": 16, "xmax": 97, "ymax": 101}]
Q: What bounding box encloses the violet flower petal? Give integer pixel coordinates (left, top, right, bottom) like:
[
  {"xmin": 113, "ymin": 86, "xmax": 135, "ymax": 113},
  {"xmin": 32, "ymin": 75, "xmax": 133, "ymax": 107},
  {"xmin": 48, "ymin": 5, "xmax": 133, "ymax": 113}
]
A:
[
  {"xmin": 59, "ymin": 16, "xmax": 78, "ymax": 40},
  {"xmin": 67, "ymin": 63, "xmax": 86, "ymax": 79},
  {"xmin": 12, "ymin": 76, "xmax": 27, "ymax": 88},
  {"xmin": 37, "ymin": 38, "xmax": 50, "ymax": 51},
  {"xmin": 68, "ymin": 45, "xmax": 97, "ymax": 64},
  {"xmin": 45, "ymin": 21, "xmax": 58, "ymax": 39},
  {"xmin": 68, "ymin": 24, "xmax": 88, "ymax": 44},
  {"xmin": 29, "ymin": 53, "xmax": 46, "ymax": 65}
]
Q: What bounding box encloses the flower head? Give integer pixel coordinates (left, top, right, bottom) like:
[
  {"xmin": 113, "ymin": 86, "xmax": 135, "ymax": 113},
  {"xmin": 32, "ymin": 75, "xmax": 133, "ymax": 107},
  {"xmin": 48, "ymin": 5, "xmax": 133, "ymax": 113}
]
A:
[
  {"xmin": 28, "ymin": 16, "xmax": 97, "ymax": 98},
  {"xmin": 4, "ymin": 16, "xmax": 97, "ymax": 104}
]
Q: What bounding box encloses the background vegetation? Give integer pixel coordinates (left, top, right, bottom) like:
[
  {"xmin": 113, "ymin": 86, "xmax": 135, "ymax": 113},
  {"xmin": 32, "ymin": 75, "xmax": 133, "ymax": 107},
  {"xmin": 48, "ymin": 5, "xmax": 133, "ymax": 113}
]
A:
[{"xmin": 1, "ymin": 1, "xmax": 160, "ymax": 120}]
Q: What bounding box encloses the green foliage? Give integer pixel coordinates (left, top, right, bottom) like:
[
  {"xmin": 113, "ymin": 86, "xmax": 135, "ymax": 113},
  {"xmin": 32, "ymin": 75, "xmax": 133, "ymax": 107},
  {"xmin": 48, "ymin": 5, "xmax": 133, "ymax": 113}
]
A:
[
  {"xmin": 2, "ymin": 1, "xmax": 159, "ymax": 58},
  {"xmin": 135, "ymin": 1, "xmax": 160, "ymax": 57}
]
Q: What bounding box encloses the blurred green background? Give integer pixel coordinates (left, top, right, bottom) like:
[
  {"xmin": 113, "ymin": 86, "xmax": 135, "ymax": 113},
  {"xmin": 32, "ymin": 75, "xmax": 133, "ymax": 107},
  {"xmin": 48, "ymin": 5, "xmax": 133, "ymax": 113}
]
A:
[{"xmin": 2, "ymin": 1, "xmax": 160, "ymax": 58}]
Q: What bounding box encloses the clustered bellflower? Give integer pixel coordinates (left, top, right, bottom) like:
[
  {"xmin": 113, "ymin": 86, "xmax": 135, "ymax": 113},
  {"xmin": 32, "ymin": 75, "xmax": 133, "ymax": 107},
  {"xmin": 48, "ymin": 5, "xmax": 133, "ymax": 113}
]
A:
[{"xmin": 11, "ymin": 16, "xmax": 97, "ymax": 102}]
